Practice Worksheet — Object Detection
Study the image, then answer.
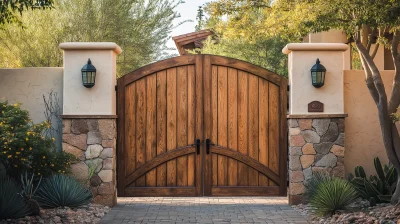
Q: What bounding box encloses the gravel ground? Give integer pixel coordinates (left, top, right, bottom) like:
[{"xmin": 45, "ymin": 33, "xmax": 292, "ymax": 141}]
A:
[
  {"xmin": 293, "ymin": 199, "xmax": 400, "ymax": 224},
  {"xmin": 0, "ymin": 203, "xmax": 110, "ymax": 224}
]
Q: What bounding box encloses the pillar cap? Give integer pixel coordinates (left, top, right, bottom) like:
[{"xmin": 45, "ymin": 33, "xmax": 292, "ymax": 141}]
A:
[
  {"xmin": 282, "ymin": 43, "xmax": 348, "ymax": 54},
  {"xmin": 60, "ymin": 42, "xmax": 122, "ymax": 55}
]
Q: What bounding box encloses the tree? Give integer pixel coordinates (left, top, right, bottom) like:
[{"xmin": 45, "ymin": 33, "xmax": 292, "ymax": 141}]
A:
[
  {"xmin": 0, "ymin": 0, "xmax": 53, "ymax": 25},
  {"xmin": 0, "ymin": 0, "xmax": 184, "ymax": 76},
  {"xmin": 195, "ymin": 6, "xmax": 204, "ymax": 31},
  {"xmin": 197, "ymin": 0, "xmax": 288, "ymax": 76},
  {"xmin": 206, "ymin": 0, "xmax": 400, "ymax": 204}
]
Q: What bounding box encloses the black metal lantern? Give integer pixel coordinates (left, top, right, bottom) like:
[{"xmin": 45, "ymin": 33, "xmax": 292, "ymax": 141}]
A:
[
  {"xmin": 311, "ymin": 58, "xmax": 326, "ymax": 88},
  {"xmin": 81, "ymin": 58, "xmax": 97, "ymax": 88}
]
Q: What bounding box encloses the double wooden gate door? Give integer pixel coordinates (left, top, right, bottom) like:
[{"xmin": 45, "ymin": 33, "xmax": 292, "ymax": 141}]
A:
[{"xmin": 117, "ymin": 55, "xmax": 287, "ymax": 197}]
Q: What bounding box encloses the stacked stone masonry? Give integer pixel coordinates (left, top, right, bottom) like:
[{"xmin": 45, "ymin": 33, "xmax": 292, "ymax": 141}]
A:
[
  {"xmin": 288, "ymin": 118, "xmax": 345, "ymax": 205},
  {"xmin": 62, "ymin": 118, "xmax": 117, "ymax": 207}
]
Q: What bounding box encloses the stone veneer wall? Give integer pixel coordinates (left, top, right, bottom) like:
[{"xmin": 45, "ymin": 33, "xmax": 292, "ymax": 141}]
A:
[
  {"xmin": 62, "ymin": 118, "xmax": 117, "ymax": 207},
  {"xmin": 288, "ymin": 117, "xmax": 345, "ymax": 205}
]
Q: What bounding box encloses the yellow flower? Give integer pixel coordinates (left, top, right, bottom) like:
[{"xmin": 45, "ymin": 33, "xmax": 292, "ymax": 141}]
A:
[
  {"xmin": 52, "ymin": 138, "xmax": 55, "ymax": 141},
  {"xmin": 37, "ymin": 173, "xmax": 40, "ymax": 175},
  {"xmin": 20, "ymin": 148, "xmax": 24, "ymax": 151},
  {"xmin": 7, "ymin": 155, "xmax": 11, "ymax": 158},
  {"xmin": 29, "ymin": 147, "xmax": 32, "ymax": 151},
  {"xmin": 42, "ymin": 156, "xmax": 46, "ymax": 159},
  {"xmin": 25, "ymin": 138, "xmax": 29, "ymax": 141},
  {"xmin": 51, "ymin": 164, "xmax": 54, "ymax": 167},
  {"xmin": 16, "ymin": 152, "xmax": 20, "ymax": 155}
]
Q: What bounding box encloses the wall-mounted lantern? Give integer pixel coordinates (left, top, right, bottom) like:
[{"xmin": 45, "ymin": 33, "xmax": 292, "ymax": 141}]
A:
[
  {"xmin": 311, "ymin": 58, "xmax": 326, "ymax": 88},
  {"xmin": 81, "ymin": 58, "xmax": 97, "ymax": 88}
]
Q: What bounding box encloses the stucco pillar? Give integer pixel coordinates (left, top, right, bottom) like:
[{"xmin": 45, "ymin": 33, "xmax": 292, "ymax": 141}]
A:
[
  {"xmin": 283, "ymin": 43, "xmax": 348, "ymax": 205},
  {"xmin": 59, "ymin": 42, "xmax": 122, "ymax": 207}
]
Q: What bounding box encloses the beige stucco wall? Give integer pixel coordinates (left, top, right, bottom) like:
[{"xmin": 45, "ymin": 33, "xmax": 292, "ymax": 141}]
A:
[
  {"xmin": 0, "ymin": 68, "xmax": 63, "ymax": 123},
  {"xmin": 344, "ymin": 70, "xmax": 395, "ymax": 175},
  {"xmin": 284, "ymin": 43, "xmax": 348, "ymax": 115},
  {"xmin": 60, "ymin": 43, "xmax": 121, "ymax": 115}
]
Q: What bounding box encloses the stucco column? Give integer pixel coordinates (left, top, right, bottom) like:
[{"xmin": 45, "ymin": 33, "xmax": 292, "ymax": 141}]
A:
[
  {"xmin": 60, "ymin": 42, "xmax": 122, "ymax": 207},
  {"xmin": 283, "ymin": 43, "xmax": 348, "ymax": 205}
]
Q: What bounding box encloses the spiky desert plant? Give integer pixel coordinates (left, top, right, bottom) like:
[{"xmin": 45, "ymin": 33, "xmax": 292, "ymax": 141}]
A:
[
  {"xmin": 310, "ymin": 178, "xmax": 358, "ymax": 216},
  {"xmin": 19, "ymin": 172, "xmax": 42, "ymax": 215},
  {"xmin": 35, "ymin": 174, "xmax": 92, "ymax": 208},
  {"xmin": 304, "ymin": 171, "xmax": 331, "ymax": 201},
  {"xmin": 0, "ymin": 178, "xmax": 31, "ymax": 219}
]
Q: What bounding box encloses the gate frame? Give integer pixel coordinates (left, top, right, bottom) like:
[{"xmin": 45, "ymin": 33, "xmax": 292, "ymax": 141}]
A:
[{"xmin": 116, "ymin": 54, "xmax": 288, "ymax": 197}]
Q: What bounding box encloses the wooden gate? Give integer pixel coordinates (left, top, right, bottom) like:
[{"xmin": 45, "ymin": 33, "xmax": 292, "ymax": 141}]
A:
[{"xmin": 117, "ymin": 55, "xmax": 287, "ymax": 197}]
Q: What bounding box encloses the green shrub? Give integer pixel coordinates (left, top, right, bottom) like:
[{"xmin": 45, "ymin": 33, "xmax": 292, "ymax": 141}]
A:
[
  {"xmin": 35, "ymin": 174, "xmax": 92, "ymax": 208},
  {"xmin": 348, "ymin": 157, "xmax": 398, "ymax": 203},
  {"xmin": 309, "ymin": 178, "xmax": 358, "ymax": 216},
  {"xmin": 19, "ymin": 172, "xmax": 42, "ymax": 215},
  {"xmin": 0, "ymin": 100, "xmax": 73, "ymax": 178},
  {"xmin": 304, "ymin": 171, "xmax": 331, "ymax": 201},
  {"xmin": 0, "ymin": 178, "xmax": 31, "ymax": 219}
]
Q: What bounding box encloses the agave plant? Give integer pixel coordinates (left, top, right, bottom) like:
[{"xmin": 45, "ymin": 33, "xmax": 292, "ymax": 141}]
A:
[
  {"xmin": 348, "ymin": 157, "xmax": 398, "ymax": 203},
  {"xmin": 35, "ymin": 174, "xmax": 92, "ymax": 208},
  {"xmin": 19, "ymin": 172, "xmax": 42, "ymax": 215},
  {"xmin": 309, "ymin": 178, "xmax": 358, "ymax": 216},
  {"xmin": 304, "ymin": 171, "xmax": 331, "ymax": 201},
  {"xmin": 0, "ymin": 178, "xmax": 31, "ymax": 219}
]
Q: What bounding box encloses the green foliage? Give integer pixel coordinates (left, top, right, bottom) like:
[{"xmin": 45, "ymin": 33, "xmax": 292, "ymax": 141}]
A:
[
  {"xmin": 0, "ymin": 178, "xmax": 31, "ymax": 219},
  {"xmin": 0, "ymin": 100, "xmax": 73, "ymax": 179},
  {"xmin": 349, "ymin": 157, "xmax": 398, "ymax": 203},
  {"xmin": 304, "ymin": 171, "xmax": 331, "ymax": 201},
  {"xmin": 0, "ymin": 0, "xmax": 53, "ymax": 25},
  {"xmin": 309, "ymin": 177, "xmax": 358, "ymax": 216},
  {"xmin": 197, "ymin": 36, "xmax": 288, "ymax": 77},
  {"xmin": 35, "ymin": 174, "xmax": 92, "ymax": 208},
  {"xmin": 19, "ymin": 172, "xmax": 42, "ymax": 200},
  {"xmin": 199, "ymin": 0, "xmax": 288, "ymax": 77},
  {"xmin": 0, "ymin": 0, "xmax": 183, "ymax": 76}
]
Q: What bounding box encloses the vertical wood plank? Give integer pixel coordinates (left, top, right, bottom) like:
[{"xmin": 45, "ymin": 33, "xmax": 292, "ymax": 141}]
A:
[
  {"xmin": 211, "ymin": 65, "xmax": 218, "ymax": 186},
  {"xmin": 237, "ymin": 71, "xmax": 248, "ymax": 186},
  {"xmin": 195, "ymin": 55, "xmax": 203, "ymax": 195},
  {"xmin": 156, "ymin": 71, "xmax": 167, "ymax": 187},
  {"xmin": 177, "ymin": 66, "xmax": 188, "ymax": 187},
  {"xmin": 217, "ymin": 66, "xmax": 228, "ymax": 186},
  {"xmin": 167, "ymin": 68, "xmax": 177, "ymax": 187},
  {"xmin": 227, "ymin": 68, "xmax": 238, "ymax": 186},
  {"xmin": 259, "ymin": 79, "xmax": 270, "ymax": 186},
  {"xmin": 203, "ymin": 55, "xmax": 212, "ymax": 195},
  {"xmin": 279, "ymin": 78, "xmax": 288, "ymax": 195},
  {"xmin": 145, "ymin": 75, "xmax": 157, "ymax": 187},
  {"xmin": 269, "ymin": 83, "xmax": 280, "ymax": 186},
  {"xmin": 125, "ymin": 83, "xmax": 136, "ymax": 178},
  {"xmin": 248, "ymin": 75, "xmax": 259, "ymax": 186},
  {"xmin": 187, "ymin": 65, "xmax": 196, "ymax": 187},
  {"xmin": 135, "ymin": 78, "xmax": 147, "ymax": 186}
]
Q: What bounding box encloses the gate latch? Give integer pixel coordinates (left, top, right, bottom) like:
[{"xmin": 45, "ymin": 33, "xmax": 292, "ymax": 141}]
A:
[{"xmin": 195, "ymin": 139, "xmax": 201, "ymax": 154}]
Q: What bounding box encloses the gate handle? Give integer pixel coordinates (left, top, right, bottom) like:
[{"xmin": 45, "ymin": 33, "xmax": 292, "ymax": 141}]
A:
[
  {"xmin": 195, "ymin": 139, "xmax": 201, "ymax": 154},
  {"xmin": 206, "ymin": 139, "xmax": 211, "ymax": 154}
]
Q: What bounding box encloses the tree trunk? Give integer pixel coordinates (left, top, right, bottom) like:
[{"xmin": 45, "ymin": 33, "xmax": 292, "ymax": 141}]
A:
[{"xmin": 354, "ymin": 33, "xmax": 400, "ymax": 204}]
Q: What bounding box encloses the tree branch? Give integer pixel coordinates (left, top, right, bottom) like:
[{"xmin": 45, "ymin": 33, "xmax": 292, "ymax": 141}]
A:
[
  {"xmin": 371, "ymin": 43, "xmax": 379, "ymax": 59},
  {"xmin": 388, "ymin": 31, "xmax": 400, "ymax": 113},
  {"xmin": 359, "ymin": 51, "xmax": 380, "ymax": 104},
  {"xmin": 354, "ymin": 34, "xmax": 387, "ymax": 102}
]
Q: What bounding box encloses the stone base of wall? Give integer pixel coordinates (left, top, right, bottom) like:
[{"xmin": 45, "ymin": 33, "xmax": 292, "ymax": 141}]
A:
[
  {"xmin": 288, "ymin": 117, "xmax": 345, "ymax": 205},
  {"xmin": 62, "ymin": 118, "xmax": 117, "ymax": 207}
]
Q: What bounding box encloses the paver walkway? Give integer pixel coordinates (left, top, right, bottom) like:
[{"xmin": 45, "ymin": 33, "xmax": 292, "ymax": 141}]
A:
[{"xmin": 100, "ymin": 197, "xmax": 309, "ymax": 224}]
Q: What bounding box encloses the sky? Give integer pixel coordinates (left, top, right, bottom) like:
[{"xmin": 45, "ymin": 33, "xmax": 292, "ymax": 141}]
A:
[{"xmin": 166, "ymin": 0, "xmax": 210, "ymax": 54}]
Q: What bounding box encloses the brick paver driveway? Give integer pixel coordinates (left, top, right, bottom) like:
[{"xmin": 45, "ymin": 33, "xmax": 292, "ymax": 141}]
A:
[{"xmin": 100, "ymin": 197, "xmax": 308, "ymax": 224}]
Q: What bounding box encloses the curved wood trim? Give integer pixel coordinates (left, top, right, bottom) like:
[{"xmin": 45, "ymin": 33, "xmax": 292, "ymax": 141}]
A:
[
  {"xmin": 124, "ymin": 146, "xmax": 196, "ymax": 187},
  {"xmin": 210, "ymin": 146, "xmax": 280, "ymax": 185},
  {"xmin": 208, "ymin": 55, "xmax": 284, "ymax": 86},
  {"xmin": 122, "ymin": 55, "xmax": 197, "ymax": 86}
]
